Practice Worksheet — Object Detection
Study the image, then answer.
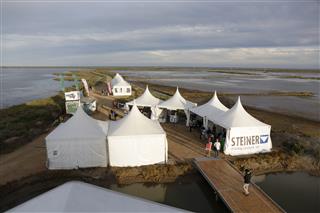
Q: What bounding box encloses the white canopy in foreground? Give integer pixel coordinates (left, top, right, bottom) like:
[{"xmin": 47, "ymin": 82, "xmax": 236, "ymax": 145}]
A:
[
  {"xmin": 9, "ymin": 181, "xmax": 184, "ymax": 212},
  {"xmin": 111, "ymin": 73, "xmax": 131, "ymax": 96},
  {"xmin": 126, "ymin": 85, "xmax": 162, "ymax": 107},
  {"xmin": 45, "ymin": 107, "xmax": 108, "ymax": 169},
  {"xmin": 108, "ymin": 103, "xmax": 168, "ymax": 167},
  {"xmin": 210, "ymin": 97, "xmax": 272, "ymax": 156},
  {"xmin": 190, "ymin": 91, "xmax": 228, "ymax": 128}
]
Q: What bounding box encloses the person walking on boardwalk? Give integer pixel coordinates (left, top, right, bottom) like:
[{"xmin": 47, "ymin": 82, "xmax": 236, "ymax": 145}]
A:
[
  {"xmin": 213, "ymin": 138, "xmax": 221, "ymax": 158},
  {"xmin": 243, "ymin": 169, "xmax": 252, "ymax": 196}
]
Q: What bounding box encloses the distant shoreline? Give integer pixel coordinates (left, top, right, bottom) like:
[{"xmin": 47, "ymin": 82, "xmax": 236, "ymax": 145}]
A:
[{"xmin": 2, "ymin": 66, "xmax": 320, "ymax": 73}]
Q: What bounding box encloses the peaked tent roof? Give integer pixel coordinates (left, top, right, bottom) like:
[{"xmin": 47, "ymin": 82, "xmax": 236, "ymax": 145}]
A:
[
  {"xmin": 111, "ymin": 73, "xmax": 130, "ymax": 87},
  {"xmin": 157, "ymin": 87, "xmax": 196, "ymax": 110},
  {"xmin": 211, "ymin": 97, "xmax": 270, "ymax": 128},
  {"xmin": 46, "ymin": 107, "xmax": 106, "ymax": 141},
  {"xmin": 9, "ymin": 181, "xmax": 183, "ymax": 212},
  {"xmin": 108, "ymin": 103, "xmax": 165, "ymax": 136},
  {"xmin": 127, "ymin": 85, "xmax": 162, "ymax": 107},
  {"xmin": 190, "ymin": 91, "xmax": 228, "ymax": 117}
]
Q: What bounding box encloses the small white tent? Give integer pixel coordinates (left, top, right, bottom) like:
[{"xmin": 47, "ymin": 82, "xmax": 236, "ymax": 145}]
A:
[
  {"xmin": 107, "ymin": 103, "xmax": 168, "ymax": 167},
  {"xmin": 209, "ymin": 97, "xmax": 272, "ymax": 156},
  {"xmin": 190, "ymin": 91, "xmax": 228, "ymax": 129},
  {"xmin": 45, "ymin": 107, "xmax": 108, "ymax": 169},
  {"xmin": 9, "ymin": 181, "xmax": 183, "ymax": 212},
  {"xmin": 157, "ymin": 87, "xmax": 197, "ymax": 124},
  {"xmin": 126, "ymin": 85, "xmax": 163, "ymax": 120},
  {"xmin": 126, "ymin": 85, "xmax": 162, "ymax": 108},
  {"xmin": 111, "ymin": 73, "xmax": 132, "ymax": 96}
]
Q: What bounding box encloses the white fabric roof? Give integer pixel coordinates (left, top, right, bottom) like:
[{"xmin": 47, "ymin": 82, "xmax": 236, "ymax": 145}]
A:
[
  {"xmin": 127, "ymin": 85, "xmax": 162, "ymax": 107},
  {"xmin": 111, "ymin": 73, "xmax": 130, "ymax": 87},
  {"xmin": 190, "ymin": 91, "xmax": 228, "ymax": 117},
  {"xmin": 211, "ymin": 97, "xmax": 270, "ymax": 129},
  {"xmin": 157, "ymin": 87, "xmax": 196, "ymax": 110},
  {"xmin": 108, "ymin": 103, "xmax": 165, "ymax": 136},
  {"xmin": 46, "ymin": 107, "xmax": 106, "ymax": 141},
  {"xmin": 9, "ymin": 181, "xmax": 184, "ymax": 212}
]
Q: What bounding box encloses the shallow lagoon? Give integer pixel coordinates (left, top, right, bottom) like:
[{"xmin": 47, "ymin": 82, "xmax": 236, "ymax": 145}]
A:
[{"xmin": 110, "ymin": 172, "xmax": 320, "ymax": 213}]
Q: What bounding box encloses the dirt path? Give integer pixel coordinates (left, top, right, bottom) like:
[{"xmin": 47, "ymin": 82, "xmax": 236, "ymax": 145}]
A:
[
  {"xmin": 162, "ymin": 123, "xmax": 215, "ymax": 161},
  {"xmin": 0, "ymin": 134, "xmax": 47, "ymax": 185}
]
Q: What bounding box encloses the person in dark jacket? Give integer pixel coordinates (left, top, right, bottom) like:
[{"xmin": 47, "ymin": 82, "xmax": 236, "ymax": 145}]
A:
[{"xmin": 243, "ymin": 169, "xmax": 252, "ymax": 195}]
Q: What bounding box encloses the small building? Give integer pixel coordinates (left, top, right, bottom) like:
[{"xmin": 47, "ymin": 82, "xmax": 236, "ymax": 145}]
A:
[
  {"xmin": 111, "ymin": 73, "xmax": 132, "ymax": 96},
  {"xmin": 45, "ymin": 107, "xmax": 108, "ymax": 169},
  {"xmin": 107, "ymin": 103, "xmax": 168, "ymax": 167}
]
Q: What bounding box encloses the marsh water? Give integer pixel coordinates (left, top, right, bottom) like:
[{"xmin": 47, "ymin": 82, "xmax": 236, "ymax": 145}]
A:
[
  {"xmin": 116, "ymin": 69, "xmax": 320, "ymax": 121},
  {"xmin": 1, "ymin": 67, "xmax": 77, "ymax": 108},
  {"xmin": 2, "ymin": 67, "xmax": 319, "ymax": 121},
  {"xmin": 110, "ymin": 172, "xmax": 320, "ymax": 213}
]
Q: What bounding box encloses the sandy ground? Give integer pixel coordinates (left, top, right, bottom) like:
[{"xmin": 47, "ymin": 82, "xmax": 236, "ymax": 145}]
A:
[{"xmin": 0, "ymin": 134, "xmax": 47, "ymax": 185}]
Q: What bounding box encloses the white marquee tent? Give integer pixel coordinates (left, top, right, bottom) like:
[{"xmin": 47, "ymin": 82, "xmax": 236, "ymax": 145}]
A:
[
  {"xmin": 208, "ymin": 97, "xmax": 272, "ymax": 156},
  {"xmin": 126, "ymin": 85, "xmax": 163, "ymax": 120},
  {"xmin": 107, "ymin": 103, "xmax": 168, "ymax": 167},
  {"xmin": 9, "ymin": 181, "xmax": 183, "ymax": 212},
  {"xmin": 111, "ymin": 73, "xmax": 132, "ymax": 96},
  {"xmin": 190, "ymin": 91, "xmax": 228, "ymax": 129},
  {"xmin": 156, "ymin": 87, "xmax": 197, "ymax": 124},
  {"xmin": 126, "ymin": 85, "xmax": 162, "ymax": 108},
  {"xmin": 45, "ymin": 107, "xmax": 108, "ymax": 169}
]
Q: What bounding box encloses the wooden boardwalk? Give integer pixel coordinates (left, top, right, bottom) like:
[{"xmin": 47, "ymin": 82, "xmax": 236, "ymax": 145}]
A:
[{"xmin": 194, "ymin": 158, "xmax": 285, "ymax": 213}]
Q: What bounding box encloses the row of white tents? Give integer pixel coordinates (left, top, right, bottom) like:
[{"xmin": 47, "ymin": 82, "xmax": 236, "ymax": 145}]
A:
[
  {"xmin": 127, "ymin": 86, "xmax": 272, "ymax": 156},
  {"xmin": 46, "ymin": 103, "xmax": 167, "ymax": 169}
]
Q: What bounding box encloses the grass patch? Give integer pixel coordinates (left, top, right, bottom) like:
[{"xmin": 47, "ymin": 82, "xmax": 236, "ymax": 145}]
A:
[{"xmin": 0, "ymin": 94, "xmax": 65, "ymax": 154}]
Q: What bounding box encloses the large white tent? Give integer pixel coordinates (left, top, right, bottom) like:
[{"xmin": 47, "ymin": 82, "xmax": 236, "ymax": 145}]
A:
[
  {"xmin": 111, "ymin": 73, "xmax": 132, "ymax": 96},
  {"xmin": 156, "ymin": 87, "xmax": 197, "ymax": 124},
  {"xmin": 9, "ymin": 181, "xmax": 183, "ymax": 212},
  {"xmin": 190, "ymin": 91, "xmax": 228, "ymax": 129},
  {"xmin": 45, "ymin": 107, "xmax": 108, "ymax": 169},
  {"xmin": 208, "ymin": 97, "xmax": 272, "ymax": 156},
  {"xmin": 126, "ymin": 85, "xmax": 162, "ymax": 108},
  {"xmin": 107, "ymin": 103, "xmax": 168, "ymax": 167}
]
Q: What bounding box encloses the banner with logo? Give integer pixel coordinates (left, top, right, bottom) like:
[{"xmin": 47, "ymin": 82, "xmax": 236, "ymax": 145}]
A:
[
  {"xmin": 81, "ymin": 79, "xmax": 90, "ymax": 96},
  {"xmin": 224, "ymin": 126, "xmax": 272, "ymax": 156},
  {"xmin": 64, "ymin": 91, "xmax": 80, "ymax": 101}
]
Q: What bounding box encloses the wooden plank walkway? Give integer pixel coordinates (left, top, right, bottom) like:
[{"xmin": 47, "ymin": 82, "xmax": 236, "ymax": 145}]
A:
[{"xmin": 194, "ymin": 158, "xmax": 285, "ymax": 213}]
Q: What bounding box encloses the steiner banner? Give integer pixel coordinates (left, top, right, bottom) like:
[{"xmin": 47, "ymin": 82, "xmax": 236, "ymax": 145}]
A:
[{"xmin": 224, "ymin": 126, "xmax": 272, "ymax": 156}]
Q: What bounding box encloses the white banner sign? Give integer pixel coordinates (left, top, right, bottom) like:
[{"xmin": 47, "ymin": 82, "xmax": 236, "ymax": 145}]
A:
[
  {"xmin": 224, "ymin": 126, "xmax": 272, "ymax": 156},
  {"xmin": 65, "ymin": 91, "xmax": 80, "ymax": 101},
  {"xmin": 81, "ymin": 79, "xmax": 90, "ymax": 96}
]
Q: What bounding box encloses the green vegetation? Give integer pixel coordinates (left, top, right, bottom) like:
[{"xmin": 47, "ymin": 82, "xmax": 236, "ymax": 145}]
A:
[
  {"xmin": 279, "ymin": 75, "xmax": 320, "ymax": 80},
  {"xmin": 208, "ymin": 70, "xmax": 258, "ymax": 75},
  {"xmin": 0, "ymin": 94, "xmax": 65, "ymax": 154}
]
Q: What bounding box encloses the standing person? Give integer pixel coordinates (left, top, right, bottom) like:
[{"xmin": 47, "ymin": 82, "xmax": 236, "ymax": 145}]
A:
[
  {"xmin": 213, "ymin": 138, "xmax": 221, "ymax": 157},
  {"xmin": 205, "ymin": 138, "xmax": 212, "ymax": 157},
  {"xmin": 243, "ymin": 169, "xmax": 252, "ymax": 196}
]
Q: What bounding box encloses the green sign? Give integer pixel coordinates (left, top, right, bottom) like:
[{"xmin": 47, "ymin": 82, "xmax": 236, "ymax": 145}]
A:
[{"xmin": 65, "ymin": 100, "xmax": 80, "ymax": 114}]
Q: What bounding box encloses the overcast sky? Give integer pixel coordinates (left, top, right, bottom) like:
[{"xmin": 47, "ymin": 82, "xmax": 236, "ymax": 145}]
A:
[{"xmin": 2, "ymin": 0, "xmax": 319, "ymax": 68}]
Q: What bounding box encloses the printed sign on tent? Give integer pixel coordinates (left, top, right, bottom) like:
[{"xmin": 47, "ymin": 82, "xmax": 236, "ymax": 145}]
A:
[
  {"xmin": 65, "ymin": 100, "xmax": 80, "ymax": 114},
  {"xmin": 65, "ymin": 91, "xmax": 80, "ymax": 101}
]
